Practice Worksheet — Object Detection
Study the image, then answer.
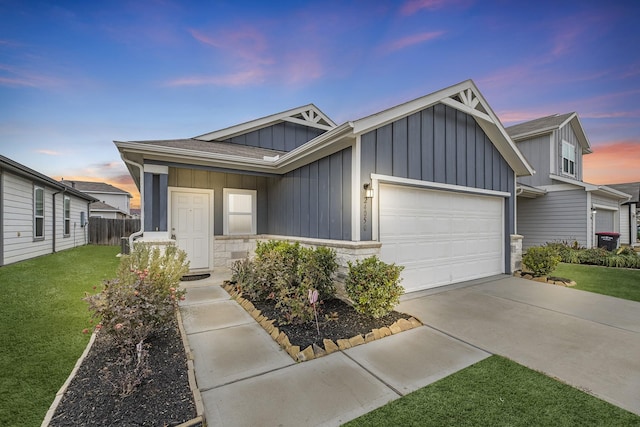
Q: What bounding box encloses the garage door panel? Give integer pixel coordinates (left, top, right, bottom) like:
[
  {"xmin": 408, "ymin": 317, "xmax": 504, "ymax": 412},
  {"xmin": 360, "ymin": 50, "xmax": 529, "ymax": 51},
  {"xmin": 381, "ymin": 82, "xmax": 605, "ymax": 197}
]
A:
[{"xmin": 380, "ymin": 184, "xmax": 504, "ymax": 292}]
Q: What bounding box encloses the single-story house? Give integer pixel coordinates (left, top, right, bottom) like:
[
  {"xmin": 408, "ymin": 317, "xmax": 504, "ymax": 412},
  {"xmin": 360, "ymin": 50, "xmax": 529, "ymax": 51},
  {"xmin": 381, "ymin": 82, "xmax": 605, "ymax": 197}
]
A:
[
  {"xmin": 506, "ymin": 113, "xmax": 632, "ymax": 250},
  {"xmin": 115, "ymin": 80, "xmax": 534, "ymax": 293},
  {"xmin": 0, "ymin": 155, "xmax": 97, "ymax": 266},
  {"xmin": 606, "ymin": 182, "xmax": 639, "ymax": 246},
  {"xmin": 60, "ymin": 180, "xmax": 132, "ymax": 218}
]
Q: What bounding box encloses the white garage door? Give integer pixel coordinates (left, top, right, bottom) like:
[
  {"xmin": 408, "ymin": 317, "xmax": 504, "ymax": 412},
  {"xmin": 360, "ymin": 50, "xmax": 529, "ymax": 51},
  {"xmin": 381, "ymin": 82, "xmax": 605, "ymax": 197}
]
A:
[
  {"xmin": 379, "ymin": 184, "xmax": 504, "ymax": 292},
  {"xmin": 595, "ymin": 209, "xmax": 615, "ymax": 233}
]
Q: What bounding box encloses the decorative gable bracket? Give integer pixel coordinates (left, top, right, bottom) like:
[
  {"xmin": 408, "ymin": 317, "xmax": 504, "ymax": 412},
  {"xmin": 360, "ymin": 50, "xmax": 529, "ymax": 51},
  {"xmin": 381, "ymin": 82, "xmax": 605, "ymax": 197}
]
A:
[
  {"xmin": 282, "ymin": 107, "xmax": 334, "ymax": 130},
  {"xmin": 441, "ymin": 88, "xmax": 492, "ymax": 124}
]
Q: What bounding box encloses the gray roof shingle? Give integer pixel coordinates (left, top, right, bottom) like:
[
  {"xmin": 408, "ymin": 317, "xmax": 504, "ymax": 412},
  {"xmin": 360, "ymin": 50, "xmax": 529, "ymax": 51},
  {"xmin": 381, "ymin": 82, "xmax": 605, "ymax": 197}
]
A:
[
  {"xmin": 129, "ymin": 139, "xmax": 286, "ymax": 160},
  {"xmin": 506, "ymin": 112, "xmax": 575, "ymax": 138},
  {"xmin": 60, "ymin": 180, "xmax": 131, "ymax": 195},
  {"xmin": 605, "ymin": 182, "xmax": 640, "ymax": 203}
]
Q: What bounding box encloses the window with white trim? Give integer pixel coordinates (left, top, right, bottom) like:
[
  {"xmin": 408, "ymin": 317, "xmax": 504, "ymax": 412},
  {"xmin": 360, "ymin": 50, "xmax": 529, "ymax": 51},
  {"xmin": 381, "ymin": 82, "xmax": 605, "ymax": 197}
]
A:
[
  {"xmin": 64, "ymin": 196, "xmax": 71, "ymax": 236},
  {"xmin": 223, "ymin": 189, "xmax": 257, "ymax": 235},
  {"xmin": 34, "ymin": 186, "xmax": 44, "ymax": 239},
  {"xmin": 562, "ymin": 140, "xmax": 576, "ymax": 176}
]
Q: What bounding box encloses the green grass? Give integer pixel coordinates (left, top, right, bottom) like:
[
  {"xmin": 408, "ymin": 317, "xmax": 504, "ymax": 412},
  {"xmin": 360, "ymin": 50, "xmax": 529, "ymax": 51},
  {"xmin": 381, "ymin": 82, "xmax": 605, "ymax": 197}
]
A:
[
  {"xmin": 0, "ymin": 245, "xmax": 120, "ymax": 427},
  {"xmin": 554, "ymin": 262, "xmax": 640, "ymax": 302},
  {"xmin": 344, "ymin": 355, "xmax": 640, "ymax": 426}
]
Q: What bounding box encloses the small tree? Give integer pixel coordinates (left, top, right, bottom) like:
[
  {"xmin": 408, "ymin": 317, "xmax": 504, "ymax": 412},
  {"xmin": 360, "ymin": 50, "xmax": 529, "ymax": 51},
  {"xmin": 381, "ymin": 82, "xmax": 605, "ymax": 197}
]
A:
[{"xmin": 345, "ymin": 256, "xmax": 404, "ymax": 319}]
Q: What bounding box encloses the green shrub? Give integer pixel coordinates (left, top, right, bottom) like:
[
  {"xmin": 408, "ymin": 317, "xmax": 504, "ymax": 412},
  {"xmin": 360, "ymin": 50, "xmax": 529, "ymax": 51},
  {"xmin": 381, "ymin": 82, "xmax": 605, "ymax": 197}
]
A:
[
  {"xmin": 84, "ymin": 243, "xmax": 189, "ymax": 396},
  {"xmin": 236, "ymin": 240, "xmax": 338, "ymax": 324},
  {"xmin": 298, "ymin": 246, "xmax": 338, "ymax": 300},
  {"xmin": 345, "ymin": 256, "xmax": 404, "ymax": 319},
  {"xmin": 522, "ymin": 246, "xmax": 561, "ymax": 277},
  {"xmin": 577, "ymin": 247, "xmax": 609, "ymax": 265},
  {"xmin": 544, "ymin": 241, "xmax": 581, "ymax": 264}
]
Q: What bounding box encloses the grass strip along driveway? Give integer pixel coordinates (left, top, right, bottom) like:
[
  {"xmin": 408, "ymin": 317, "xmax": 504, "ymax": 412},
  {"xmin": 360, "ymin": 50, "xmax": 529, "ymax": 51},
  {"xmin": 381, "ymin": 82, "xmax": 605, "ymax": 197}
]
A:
[
  {"xmin": 0, "ymin": 246, "xmax": 120, "ymax": 427},
  {"xmin": 345, "ymin": 355, "xmax": 640, "ymax": 426},
  {"xmin": 554, "ymin": 262, "xmax": 640, "ymax": 302}
]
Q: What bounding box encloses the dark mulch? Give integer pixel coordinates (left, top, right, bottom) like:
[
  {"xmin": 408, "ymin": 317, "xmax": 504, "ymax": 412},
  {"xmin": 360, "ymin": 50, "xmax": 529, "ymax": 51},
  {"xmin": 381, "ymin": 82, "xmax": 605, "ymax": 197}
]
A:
[
  {"xmin": 245, "ymin": 292, "xmax": 413, "ymax": 350},
  {"xmin": 49, "ymin": 317, "xmax": 197, "ymax": 427}
]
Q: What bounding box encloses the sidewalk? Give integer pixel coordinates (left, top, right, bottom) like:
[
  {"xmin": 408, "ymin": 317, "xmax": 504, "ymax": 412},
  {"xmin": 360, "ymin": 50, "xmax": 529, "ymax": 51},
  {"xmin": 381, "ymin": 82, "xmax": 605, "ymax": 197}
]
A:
[{"xmin": 178, "ymin": 270, "xmax": 490, "ymax": 426}]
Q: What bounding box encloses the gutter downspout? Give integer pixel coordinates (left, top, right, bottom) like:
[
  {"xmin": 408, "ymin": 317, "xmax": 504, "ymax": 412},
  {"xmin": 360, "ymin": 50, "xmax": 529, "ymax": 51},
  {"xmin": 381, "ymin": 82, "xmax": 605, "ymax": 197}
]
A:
[
  {"xmin": 121, "ymin": 155, "xmax": 144, "ymax": 251},
  {"xmin": 52, "ymin": 187, "xmax": 67, "ymax": 253}
]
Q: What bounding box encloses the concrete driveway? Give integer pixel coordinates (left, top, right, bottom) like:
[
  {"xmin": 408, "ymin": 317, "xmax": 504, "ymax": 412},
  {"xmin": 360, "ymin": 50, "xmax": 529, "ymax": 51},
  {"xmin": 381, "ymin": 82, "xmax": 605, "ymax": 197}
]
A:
[
  {"xmin": 179, "ymin": 273, "xmax": 640, "ymax": 426},
  {"xmin": 398, "ymin": 275, "xmax": 640, "ymax": 416}
]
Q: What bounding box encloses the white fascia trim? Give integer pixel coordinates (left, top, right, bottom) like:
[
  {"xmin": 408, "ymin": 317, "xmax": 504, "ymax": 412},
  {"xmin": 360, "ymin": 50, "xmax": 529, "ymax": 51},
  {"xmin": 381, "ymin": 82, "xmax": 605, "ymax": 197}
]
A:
[
  {"xmin": 194, "ymin": 104, "xmax": 337, "ymax": 141},
  {"xmin": 351, "ymin": 136, "xmax": 362, "ymax": 241},
  {"xmin": 537, "ymin": 184, "xmax": 581, "ymax": 192},
  {"xmin": 144, "ymin": 164, "xmax": 169, "ymax": 174},
  {"xmin": 591, "ymin": 185, "xmax": 632, "ymax": 200},
  {"xmin": 370, "ymin": 174, "xmax": 511, "ymax": 198},
  {"xmin": 592, "ymin": 203, "xmax": 619, "ymax": 212},
  {"xmin": 549, "ymin": 174, "xmax": 598, "ymax": 190}
]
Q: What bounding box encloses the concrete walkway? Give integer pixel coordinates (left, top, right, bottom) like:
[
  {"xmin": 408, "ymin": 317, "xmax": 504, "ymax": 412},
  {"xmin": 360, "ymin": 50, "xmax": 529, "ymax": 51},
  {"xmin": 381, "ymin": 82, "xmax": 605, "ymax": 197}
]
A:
[{"xmin": 179, "ymin": 272, "xmax": 640, "ymax": 426}]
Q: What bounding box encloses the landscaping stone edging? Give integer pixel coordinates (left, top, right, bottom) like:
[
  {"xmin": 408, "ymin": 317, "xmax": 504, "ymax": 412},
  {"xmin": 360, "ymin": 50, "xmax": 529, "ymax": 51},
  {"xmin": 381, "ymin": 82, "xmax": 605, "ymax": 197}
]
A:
[
  {"xmin": 175, "ymin": 308, "xmax": 206, "ymax": 427},
  {"xmin": 221, "ymin": 282, "xmax": 423, "ymax": 362},
  {"xmin": 41, "ymin": 331, "xmax": 98, "ymax": 427},
  {"xmin": 513, "ymin": 271, "xmax": 577, "ymax": 287}
]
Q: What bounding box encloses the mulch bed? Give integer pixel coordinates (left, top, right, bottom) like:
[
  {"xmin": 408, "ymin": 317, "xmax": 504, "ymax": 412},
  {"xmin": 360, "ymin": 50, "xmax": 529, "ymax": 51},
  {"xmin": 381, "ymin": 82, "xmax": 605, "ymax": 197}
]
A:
[
  {"xmin": 50, "ymin": 284, "xmax": 414, "ymax": 425},
  {"xmin": 251, "ymin": 297, "xmax": 412, "ymax": 349},
  {"xmin": 49, "ymin": 317, "xmax": 198, "ymax": 427}
]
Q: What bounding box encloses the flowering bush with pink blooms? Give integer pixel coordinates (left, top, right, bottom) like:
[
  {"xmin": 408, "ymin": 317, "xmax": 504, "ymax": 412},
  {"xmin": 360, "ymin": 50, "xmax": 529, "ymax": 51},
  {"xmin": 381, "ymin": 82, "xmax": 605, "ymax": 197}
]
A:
[{"xmin": 84, "ymin": 243, "xmax": 189, "ymax": 396}]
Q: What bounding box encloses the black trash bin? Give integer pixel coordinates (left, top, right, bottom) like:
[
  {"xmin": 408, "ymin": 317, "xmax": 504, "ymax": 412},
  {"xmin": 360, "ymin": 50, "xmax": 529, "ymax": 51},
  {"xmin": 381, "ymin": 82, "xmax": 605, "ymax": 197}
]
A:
[{"xmin": 595, "ymin": 232, "xmax": 620, "ymax": 251}]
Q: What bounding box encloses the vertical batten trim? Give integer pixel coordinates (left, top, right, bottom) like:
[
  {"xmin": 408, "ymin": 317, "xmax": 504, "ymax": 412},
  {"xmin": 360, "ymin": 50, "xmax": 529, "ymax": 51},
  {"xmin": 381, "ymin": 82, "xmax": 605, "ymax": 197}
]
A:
[{"xmin": 352, "ymin": 136, "xmax": 361, "ymax": 241}]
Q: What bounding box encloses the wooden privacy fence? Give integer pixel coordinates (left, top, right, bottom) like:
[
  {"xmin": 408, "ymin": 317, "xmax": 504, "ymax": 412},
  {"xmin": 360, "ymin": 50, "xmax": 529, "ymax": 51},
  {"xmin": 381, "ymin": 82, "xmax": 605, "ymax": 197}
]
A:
[{"xmin": 89, "ymin": 218, "xmax": 141, "ymax": 245}]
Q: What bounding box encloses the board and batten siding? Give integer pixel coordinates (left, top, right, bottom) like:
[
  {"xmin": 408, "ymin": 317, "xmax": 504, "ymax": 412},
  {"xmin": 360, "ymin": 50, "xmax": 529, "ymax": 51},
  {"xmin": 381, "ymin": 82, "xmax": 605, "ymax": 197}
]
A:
[
  {"xmin": 514, "ymin": 135, "xmax": 552, "ymax": 187},
  {"xmin": 517, "ymin": 189, "xmax": 587, "ymax": 249},
  {"xmin": 360, "ymin": 104, "xmax": 516, "ymax": 241},
  {"xmin": 223, "ymin": 122, "xmax": 325, "ymax": 152},
  {"xmin": 267, "ymin": 148, "xmax": 352, "ymax": 240},
  {"xmin": 167, "ymin": 167, "xmax": 269, "ymax": 236}
]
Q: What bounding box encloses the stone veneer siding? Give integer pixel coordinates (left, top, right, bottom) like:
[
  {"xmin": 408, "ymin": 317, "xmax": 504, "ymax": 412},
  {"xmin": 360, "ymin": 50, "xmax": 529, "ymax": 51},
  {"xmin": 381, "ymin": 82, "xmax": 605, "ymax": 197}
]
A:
[{"xmin": 510, "ymin": 234, "xmax": 523, "ymax": 272}]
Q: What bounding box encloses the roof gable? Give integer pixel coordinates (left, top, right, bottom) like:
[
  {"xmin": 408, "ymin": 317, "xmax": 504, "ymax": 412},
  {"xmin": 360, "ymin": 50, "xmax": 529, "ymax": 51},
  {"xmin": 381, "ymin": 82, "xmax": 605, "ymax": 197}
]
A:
[
  {"xmin": 506, "ymin": 112, "xmax": 592, "ymax": 154},
  {"xmin": 194, "ymin": 104, "xmax": 336, "ymax": 142},
  {"xmin": 351, "ymin": 80, "xmax": 534, "ymax": 177}
]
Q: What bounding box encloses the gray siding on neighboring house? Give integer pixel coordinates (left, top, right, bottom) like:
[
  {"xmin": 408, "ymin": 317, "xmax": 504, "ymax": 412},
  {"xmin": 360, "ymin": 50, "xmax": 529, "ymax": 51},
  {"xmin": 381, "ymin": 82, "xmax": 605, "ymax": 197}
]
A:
[
  {"xmin": 555, "ymin": 124, "xmax": 583, "ymax": 180},
  {"xmin": 592, "ymin": 193, "xmax": 621, "ymax": 234},
  {"xmin": 514, "ymin": 135, "xmax": 552, "ymax": 187},
  {"xmin": 518, "ymin": 189, "xmax": 587, "ymax": 249},
  {"xmin": 167, "ymin": 167, "xmax": 269, "ymax": 236},
  {"xmin": 267, "ymin": 148, "xmax": 352, "ymax": 240},
  {"xmin": 360, "ymin": 104, "xmax": 515, "ymax": 234},
  {"xmin": 223, "ymin": 122, "xmax": 325, "ymax": 152}
]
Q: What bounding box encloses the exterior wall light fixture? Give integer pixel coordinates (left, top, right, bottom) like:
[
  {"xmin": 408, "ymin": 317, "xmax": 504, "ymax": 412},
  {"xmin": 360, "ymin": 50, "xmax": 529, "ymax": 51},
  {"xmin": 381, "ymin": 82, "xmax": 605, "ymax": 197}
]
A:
[{"xmin": 364, "ymin": 183, "xmax": 374, "ymax": 199}]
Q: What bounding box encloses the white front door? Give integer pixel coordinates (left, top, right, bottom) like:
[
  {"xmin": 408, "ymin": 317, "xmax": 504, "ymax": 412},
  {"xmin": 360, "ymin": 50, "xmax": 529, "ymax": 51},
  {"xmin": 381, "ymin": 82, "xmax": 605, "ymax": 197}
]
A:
[
  {"xmin": 379, "ymin": 184, "xmax": 504, "ymax": 292},
  {"xmin": 171, "ymin": 190, "xmax": 211, "ymax": 270}
]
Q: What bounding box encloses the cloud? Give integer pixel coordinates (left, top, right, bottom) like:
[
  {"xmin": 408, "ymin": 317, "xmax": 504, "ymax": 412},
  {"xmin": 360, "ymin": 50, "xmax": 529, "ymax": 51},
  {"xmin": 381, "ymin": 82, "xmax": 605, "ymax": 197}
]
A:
[
  {"xmin": 166, "ymin": 69, "xmax": 267, "ymax": 87},
  {"xmin": 583, "ymin": 140, "xmax": 640, "ymax": 184},
  {"xmin": 35, "ymin": 149, "xmax": 62, "ymax": 156},
  {"xmin": 400, "ymin": 0, "xmax": 472, "ymax": 15},
  {"xmin": 379, "ymin": 31, "xmax": 445, "ymax": 54},
  {"xmin": 0, "ymin": 63, "xmax": 66, "ymax": 88}
]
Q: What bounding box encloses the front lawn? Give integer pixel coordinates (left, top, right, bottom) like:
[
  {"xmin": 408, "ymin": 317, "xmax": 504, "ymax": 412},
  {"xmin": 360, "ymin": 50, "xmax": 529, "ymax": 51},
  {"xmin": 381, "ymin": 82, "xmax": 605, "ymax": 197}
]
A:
[
  {"xmin": 554, "ymin": 262, "xmax": 640, "ymax": 302},
  {"xmin": 344, "ymin": 355, "xmax": 640, "ymax": 426},
  {"xmin": 0, "ymin": 245, "xmax": 120, "ymax": 427}
]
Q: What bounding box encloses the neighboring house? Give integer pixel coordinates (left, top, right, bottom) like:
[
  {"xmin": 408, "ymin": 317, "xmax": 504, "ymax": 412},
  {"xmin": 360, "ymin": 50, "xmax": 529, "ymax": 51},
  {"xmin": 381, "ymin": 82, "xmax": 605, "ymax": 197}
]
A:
[
  {"xmin": 606, "ymin": 182, "xmax": 639, "ymax": 246},
  {"xmin": 506, "ymin": 113, "xmax": 631, "ymax": 250},
  {"xmin": 115, "ymin": 80, "xmax": 533, "ymax": 293},
  {"xmin": 0, "ymin": 155, "xmax": 96, "ymax": 266},
  {"xmin": 60, "ymin": 180, "xmax": 132, "ymax": 219}
]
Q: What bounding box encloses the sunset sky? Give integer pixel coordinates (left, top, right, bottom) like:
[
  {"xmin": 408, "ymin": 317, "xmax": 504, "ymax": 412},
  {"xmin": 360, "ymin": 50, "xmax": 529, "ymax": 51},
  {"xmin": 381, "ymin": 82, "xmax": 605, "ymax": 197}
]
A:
[{"xmin": 1, "ymin": 1, "xmax": 639, "ymax": 208}]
